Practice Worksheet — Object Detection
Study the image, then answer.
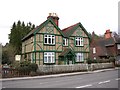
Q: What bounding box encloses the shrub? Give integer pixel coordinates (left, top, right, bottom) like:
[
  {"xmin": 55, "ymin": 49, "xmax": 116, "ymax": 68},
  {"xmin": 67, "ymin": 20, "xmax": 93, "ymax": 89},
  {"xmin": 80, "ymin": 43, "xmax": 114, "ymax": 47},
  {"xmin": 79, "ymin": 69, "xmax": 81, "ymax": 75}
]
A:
[
  {"xmin": 20, "ymin": 61, "xmax": 31, "ymax": 67},
  {"xmin": 109, "ymin": 57, "xmax": 115, "ymax": 63},
  {"xmin": 86, "ymin": 59, "xmax": 92, "ymax": 64},
  {"xmin": 29, "ymin": 63, "xmax": 38, "ymax": 72}
]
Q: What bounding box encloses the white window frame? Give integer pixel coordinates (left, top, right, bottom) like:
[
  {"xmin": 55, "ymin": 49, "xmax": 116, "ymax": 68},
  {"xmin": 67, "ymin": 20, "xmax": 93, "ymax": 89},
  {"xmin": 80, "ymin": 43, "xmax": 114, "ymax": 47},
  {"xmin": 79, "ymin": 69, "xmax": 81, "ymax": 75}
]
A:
[
  {"xmin": 93, "ymin": 47, "xmax": 96, "ymax": 54},
  {"xmin": 75, "ymin": 37, "xmax": 83, "ymax": 46},
  {"xmin": 44, "ymin": 52, "xmax": 55, "ymax": 63},
  {"xmin": 63, "ymin": 38, "xmax": 68, "ymax": 46},
  {"xmin": 44, "ymin": 34, "xmax": 55, "ymax": 45},
  {"xmin": 76, "ymin": 53, "xmax": 84, "ymax": 62}
]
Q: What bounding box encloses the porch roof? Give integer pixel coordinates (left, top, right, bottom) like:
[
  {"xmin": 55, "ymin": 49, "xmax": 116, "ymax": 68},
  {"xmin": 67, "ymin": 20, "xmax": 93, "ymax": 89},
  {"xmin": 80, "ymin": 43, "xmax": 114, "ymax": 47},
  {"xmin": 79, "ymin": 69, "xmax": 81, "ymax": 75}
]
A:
[{"xmin": 59, "ymin": 48, "xmax": 75, "ymax": 57}]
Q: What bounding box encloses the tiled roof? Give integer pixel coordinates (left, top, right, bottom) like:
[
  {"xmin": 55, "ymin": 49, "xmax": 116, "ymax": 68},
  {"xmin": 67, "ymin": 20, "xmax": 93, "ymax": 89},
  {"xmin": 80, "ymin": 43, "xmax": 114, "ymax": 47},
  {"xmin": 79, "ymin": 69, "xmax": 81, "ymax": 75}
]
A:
[
  {"xmin": 114, "ymin": 35, "xmax": 120, "ymax": 44},
  {"xmin": 62, "ymin": 22, "xmax": 91, "ymax": 39},
  {"xmin": 62, "ymin": 23, "xmax": 79, "ymax": 37},
  {"xmin": 59, "ymin": 48, "xmax": 75, "ymax": 57},
  {"xmin": 22, "ymin": 18, "xmax": 64, "ymax": 41},
  {"xmin": 92, "ymin": 37, "xmax": 115, "ymax": 56},
  {"xmin": 22, "ymin": 19, "xmax": 90, "ymax": 41},
  {"xmin": 22, "ymin": 20, "xmax": 46, "ymax": 41}
]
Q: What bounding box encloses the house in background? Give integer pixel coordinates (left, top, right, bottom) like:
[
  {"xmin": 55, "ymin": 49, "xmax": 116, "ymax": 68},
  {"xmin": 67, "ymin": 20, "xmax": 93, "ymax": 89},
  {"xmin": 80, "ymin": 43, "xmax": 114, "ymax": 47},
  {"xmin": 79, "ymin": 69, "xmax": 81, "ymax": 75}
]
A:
[
  {"xmin": 90, "ymin": 30, "xmax": 120, "ymax": 61},
  {"xmin": 21, "ymin": 13, "xmax": 90, "ymax": 65}
]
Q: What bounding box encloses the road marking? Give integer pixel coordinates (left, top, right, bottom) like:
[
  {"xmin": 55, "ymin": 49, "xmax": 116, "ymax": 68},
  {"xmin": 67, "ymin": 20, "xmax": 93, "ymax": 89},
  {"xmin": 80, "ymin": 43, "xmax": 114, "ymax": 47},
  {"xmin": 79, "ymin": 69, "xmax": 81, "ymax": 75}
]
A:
[
  {"xmin": 98, "ymin": 80, "xmax": 110, "ymax": 84},
  {"xmin": 76, "ymin": 84, "xmax": 92, "ymax": 88},
  {"xmin": 116, "ymin": 78, "xmax": 120, "ymax": 81}
]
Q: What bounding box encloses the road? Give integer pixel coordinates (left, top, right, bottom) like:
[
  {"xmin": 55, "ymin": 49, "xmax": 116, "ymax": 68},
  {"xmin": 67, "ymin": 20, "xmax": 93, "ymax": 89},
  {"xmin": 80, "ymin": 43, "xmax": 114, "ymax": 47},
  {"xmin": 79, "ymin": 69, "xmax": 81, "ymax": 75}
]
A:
[{"xmin": 2, "ymin": 69, "xmax": 120, "ymax": 88}]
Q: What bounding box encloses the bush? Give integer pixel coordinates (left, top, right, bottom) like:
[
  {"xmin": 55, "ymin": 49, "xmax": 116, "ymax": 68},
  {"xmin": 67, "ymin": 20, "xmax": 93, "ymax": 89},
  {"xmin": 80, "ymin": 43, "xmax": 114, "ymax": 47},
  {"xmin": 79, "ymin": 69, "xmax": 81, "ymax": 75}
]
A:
[
  {"xmin": 15, "ymin": 61, "xmax": 38, "ymax": 75},
  {"xmin": 92, "ymin": 60, "xmax": 98, "ymax": 63},
  {"xmin": 86, "ymin": 59, "xmax": 92, "ymax": 64},
  {"xmin": 109, "ymin": 57, "xmax": 115, "ymax": 63},
  {"xmin": 20, "ymin": 61, "xmax": 31, "ymax": 67},
  {"xmin": 29, "ymin": 63, "xmax": 38, "ymax": 72}
]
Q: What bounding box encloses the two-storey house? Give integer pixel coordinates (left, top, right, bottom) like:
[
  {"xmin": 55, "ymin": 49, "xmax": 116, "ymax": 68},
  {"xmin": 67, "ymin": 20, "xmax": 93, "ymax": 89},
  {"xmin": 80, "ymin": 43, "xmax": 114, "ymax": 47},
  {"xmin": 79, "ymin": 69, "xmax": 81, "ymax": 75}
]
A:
[
  {"xmin": 90, "ymin": 30, "xmax": 120, "ymax": 61},
  {"xmin": 22, "ymin": 13, "xmax": 90, "ymax": 65}
]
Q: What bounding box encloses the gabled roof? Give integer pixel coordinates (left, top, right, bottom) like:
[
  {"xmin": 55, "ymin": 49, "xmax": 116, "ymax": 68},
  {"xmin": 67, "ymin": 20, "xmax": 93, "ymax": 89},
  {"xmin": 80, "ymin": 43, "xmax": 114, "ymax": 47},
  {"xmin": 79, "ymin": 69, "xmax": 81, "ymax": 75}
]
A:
[
  {"xmin": 92, "ymin": 37, "xmax": 116, "ymax": 56},
  {"xmin": 22, "ymin": 18, "xmax": 90, "ymax": 41},
  {"xmin": 22, "ymin": 18, "xmax": 64, "ymax": 41},
  {"xmin": 62, "ymin": 23, "xmax": 79, "ymax": 37},
  {"xmin": 22, "ymin": 21, "xmax": 46, "ymax": 41},
  {"xmin": 62, "ymin": 22, "xmax": 91, "ymax": 39},
  {"xmin": 59, "ymin": 48, "xmax": 75, "ymax": 57},
  {"xmin": 114, "ymin": 35, "xmax": 120, "ymax": 44}
]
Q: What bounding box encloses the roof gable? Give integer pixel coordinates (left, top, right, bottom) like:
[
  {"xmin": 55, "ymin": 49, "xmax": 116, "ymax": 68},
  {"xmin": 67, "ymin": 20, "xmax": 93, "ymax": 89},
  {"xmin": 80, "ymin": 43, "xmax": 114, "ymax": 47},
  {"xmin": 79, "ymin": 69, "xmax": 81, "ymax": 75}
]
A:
[
  {"xmin": 92, "ymin": 37, "xmax": 116, "ymax": 56},
  {"xmin": 22, "ymin": 18, "xmax": 64, "ymax": 41},
  {"xmin": 62, "ymin": 22, "xmax": 91, "ymax": 39},
  {"xmin": 59, "ymin": 48, "xmax": 75, "ymax": 57}
]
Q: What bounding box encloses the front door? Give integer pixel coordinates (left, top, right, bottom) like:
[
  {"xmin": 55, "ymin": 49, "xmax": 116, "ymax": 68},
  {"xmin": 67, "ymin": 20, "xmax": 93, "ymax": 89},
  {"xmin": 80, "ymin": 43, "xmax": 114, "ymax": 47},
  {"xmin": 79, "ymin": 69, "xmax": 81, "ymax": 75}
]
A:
[{"xmin": 66, "ymin": 53, "xmax": 73, "ymax": 65}]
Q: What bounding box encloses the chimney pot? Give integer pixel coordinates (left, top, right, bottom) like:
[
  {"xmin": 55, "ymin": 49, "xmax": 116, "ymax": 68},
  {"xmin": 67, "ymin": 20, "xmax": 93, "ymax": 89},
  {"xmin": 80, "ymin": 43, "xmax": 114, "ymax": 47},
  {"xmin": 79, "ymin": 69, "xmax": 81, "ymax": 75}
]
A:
[
  {"xmin": 104, "ymin": 29, "xmax": 112, "ymax": 39},
  {"xmin": 47, "ymin": 13, "xmax": 59, "ymax": 26}
]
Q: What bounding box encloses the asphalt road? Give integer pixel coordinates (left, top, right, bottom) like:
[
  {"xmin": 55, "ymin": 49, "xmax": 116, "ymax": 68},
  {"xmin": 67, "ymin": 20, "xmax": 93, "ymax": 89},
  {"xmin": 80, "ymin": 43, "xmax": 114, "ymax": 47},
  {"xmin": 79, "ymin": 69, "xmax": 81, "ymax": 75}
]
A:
[{"xmin": 2, "ymin": 69, "xmax": 120, "ymax": 88}]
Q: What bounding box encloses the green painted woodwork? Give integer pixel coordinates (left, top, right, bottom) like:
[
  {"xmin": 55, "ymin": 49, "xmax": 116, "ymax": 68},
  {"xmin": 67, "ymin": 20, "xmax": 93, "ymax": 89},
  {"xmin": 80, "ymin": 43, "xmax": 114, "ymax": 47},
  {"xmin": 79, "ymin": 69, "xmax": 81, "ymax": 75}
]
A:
[
  {"xmin": 22, "ymin": 18, "xmax": 90, "ymax": 65},
  {"xmin": 34, "ymin": 18, "xmax": 64, "ymax": 36},
  {"xmin": 84, "ymin": 44, "xmax": 89, "ymax": 51},
  {"xmin": 43, "ymin": 51, "xmax": 56, "ymax": 65},
  {"xmin": 76, "ymin": 28, "xmax": 83, "ymax": 36},
  {"xmin": 46, "ymin": 22, "xmax": 54, "ymax": 34}
]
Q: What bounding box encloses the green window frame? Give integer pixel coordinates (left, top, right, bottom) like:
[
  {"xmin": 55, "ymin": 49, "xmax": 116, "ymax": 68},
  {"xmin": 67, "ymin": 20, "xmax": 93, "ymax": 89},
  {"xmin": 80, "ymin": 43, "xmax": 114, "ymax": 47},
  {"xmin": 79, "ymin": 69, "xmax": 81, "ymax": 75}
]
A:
[{"xmin": 63, "ymin": 38, "xmax": 68, "ymax": 46}]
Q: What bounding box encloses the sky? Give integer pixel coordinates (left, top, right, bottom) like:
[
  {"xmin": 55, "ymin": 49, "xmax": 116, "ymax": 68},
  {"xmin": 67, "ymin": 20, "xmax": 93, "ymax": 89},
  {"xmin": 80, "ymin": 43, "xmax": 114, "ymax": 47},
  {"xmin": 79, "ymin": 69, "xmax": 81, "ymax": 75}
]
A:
[{"xmin": 0, "ymin": 0, "xmax": 119, "ymax": 46}]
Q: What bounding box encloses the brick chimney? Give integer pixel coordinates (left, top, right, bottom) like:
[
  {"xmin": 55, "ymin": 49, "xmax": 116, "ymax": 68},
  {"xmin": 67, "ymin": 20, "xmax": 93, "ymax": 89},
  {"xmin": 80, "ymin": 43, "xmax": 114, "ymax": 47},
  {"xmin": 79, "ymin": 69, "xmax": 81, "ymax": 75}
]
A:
[
  {"xmin": 47, "ymin": 13, "xmax": 59, "ymax": 26},
  {"xmin": 104, "ymin": 29, "xmax": 112, "ymax": 39}
]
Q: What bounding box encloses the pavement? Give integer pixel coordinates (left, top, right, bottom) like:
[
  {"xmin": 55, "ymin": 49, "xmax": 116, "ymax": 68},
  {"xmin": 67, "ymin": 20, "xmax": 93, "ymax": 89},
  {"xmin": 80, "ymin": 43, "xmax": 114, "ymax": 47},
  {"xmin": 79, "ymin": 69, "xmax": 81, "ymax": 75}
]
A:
[{"xmin": 1, "ymin": 67, "xmax": 119, "ymax": 82}]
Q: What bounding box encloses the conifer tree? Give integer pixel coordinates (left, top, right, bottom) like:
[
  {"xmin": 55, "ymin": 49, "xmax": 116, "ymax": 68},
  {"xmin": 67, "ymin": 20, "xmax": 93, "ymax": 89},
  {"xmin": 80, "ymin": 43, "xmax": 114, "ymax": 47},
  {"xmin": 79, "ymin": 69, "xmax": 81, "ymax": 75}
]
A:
[{"xmin": 9, "ymin": 20, "xmax": 35, "ymax": 55}]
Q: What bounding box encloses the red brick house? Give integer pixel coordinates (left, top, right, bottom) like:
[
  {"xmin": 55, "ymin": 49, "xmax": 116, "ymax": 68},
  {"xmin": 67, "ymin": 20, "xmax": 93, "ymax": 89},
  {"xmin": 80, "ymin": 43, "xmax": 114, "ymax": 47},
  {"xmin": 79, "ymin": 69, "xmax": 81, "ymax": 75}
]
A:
[{"xmin": 90, "ymin": 30, "xmax": 120, "ymax": 61}]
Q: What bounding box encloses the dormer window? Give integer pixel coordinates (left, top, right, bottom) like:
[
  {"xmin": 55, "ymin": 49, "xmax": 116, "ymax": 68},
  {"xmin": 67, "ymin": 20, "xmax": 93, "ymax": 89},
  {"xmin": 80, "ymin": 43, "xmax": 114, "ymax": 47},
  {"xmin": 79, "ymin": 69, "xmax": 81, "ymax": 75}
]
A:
[
  {"xmin": 44, "ymin": 34, "xmax": 55, "ymax": 45},
  {"xmin": 75, "ymin": 37, "xmax": 83, "ymax": 46},
  {"xmin": 63, "ymin": 38, "xmax": 68, "ymax": 46}
]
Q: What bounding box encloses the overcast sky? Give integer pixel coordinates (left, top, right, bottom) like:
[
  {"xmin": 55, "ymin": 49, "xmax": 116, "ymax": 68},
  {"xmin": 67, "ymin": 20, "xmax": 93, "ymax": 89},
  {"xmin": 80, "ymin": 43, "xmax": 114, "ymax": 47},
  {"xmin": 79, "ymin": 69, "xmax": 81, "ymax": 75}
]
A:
[{"xmin": 0, "ymin": 0, "xmax": 119, "ymax": 46}]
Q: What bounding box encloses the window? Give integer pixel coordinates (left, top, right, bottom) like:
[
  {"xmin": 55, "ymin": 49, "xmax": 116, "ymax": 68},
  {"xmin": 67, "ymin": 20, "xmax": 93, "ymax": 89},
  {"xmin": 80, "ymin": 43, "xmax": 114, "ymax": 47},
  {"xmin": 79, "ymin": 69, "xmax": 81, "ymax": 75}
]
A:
[
  {"xmin": 44, "ymin": 52, "xmax": 55, "ymax": 63},
  {"xmin": 117, "ymin": 44, "xmax": 120, "ymax": 49},
  {"xmin": 76, "ymin": 53, "xmax": 84, "ymax": 62},
  {"xmin": 63, "ymin": 38, "xmax": 68, "ymax": 46},
  {"xmin": 93, "ymin": 47, "xmax": 96, "ymax": 54},
  {"xmin": 94, "ymin": 57, "xmax": 96, "ymax": 60},
  {"xmin": 75, "ymin": 37, "xmax": 83, "ymax": 46},
  {"xmin": 44, "ymin": 34, "xmax": 55, "ymax": 45}
]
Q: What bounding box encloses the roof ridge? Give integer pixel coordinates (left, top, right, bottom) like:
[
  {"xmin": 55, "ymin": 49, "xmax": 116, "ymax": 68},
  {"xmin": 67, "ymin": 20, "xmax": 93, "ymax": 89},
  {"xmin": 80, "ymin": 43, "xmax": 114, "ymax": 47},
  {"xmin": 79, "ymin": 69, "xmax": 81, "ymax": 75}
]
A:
[
  {"xmin": 22, "ymin": 20, "xmax": 47, "ymax": 41},
  {"xmin": 62, "ymin": 22, "xmax": 79, "ymax": 31}
]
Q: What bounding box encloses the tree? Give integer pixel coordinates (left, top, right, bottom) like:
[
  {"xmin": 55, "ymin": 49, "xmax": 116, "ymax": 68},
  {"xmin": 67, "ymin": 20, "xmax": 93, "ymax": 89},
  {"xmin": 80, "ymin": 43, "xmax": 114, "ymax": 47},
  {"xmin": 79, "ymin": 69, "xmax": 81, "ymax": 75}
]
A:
[
  {"xmin": 2, "ymin": 44, "xmax": 16, "ymax": 64},
  {"xmin": 9, "ymin": 20, "xmax": 35, "ymax": 55},
  {"xmin": 2, "ymin": 50, "xmax": 11, "ymax": 65}
]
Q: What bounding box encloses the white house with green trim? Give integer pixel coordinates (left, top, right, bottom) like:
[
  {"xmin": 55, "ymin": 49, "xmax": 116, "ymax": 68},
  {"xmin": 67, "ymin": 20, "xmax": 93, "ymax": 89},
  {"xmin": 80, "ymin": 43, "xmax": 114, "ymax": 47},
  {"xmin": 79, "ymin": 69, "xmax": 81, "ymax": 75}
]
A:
[{"xmin": 21, "ymin": 13, "xmax": 90, "ymax": 65}]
